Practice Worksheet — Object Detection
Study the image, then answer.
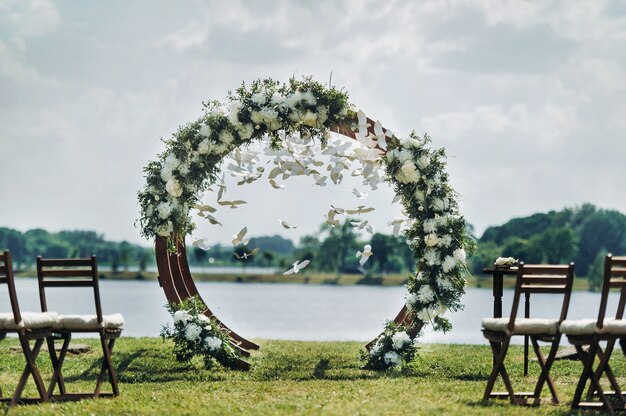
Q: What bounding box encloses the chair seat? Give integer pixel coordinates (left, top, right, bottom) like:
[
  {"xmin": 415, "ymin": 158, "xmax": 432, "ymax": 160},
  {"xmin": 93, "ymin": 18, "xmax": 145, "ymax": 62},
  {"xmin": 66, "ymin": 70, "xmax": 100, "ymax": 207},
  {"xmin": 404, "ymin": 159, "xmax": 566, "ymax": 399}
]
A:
[
  {"xmin": 482, "ymin": 318, "xmax": 559, "ymax": 335},
  {"xmin": 561, "ymin": 318, "xmax": 626, "ymax": 335},
  {"xmin": 54, "ymin": 313, "xmax": 124, "ymax": 330},
  {"xmin": 0, "ymin": 312, "xmax": 59, "ymax": 330}
]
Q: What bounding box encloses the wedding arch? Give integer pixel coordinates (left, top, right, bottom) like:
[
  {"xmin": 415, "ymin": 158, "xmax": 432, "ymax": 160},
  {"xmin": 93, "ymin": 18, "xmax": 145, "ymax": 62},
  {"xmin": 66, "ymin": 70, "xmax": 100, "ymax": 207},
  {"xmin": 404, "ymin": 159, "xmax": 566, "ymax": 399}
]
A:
[{"xmin": 138, "ymin": 78, "xmax": 472, "ymax": 370}]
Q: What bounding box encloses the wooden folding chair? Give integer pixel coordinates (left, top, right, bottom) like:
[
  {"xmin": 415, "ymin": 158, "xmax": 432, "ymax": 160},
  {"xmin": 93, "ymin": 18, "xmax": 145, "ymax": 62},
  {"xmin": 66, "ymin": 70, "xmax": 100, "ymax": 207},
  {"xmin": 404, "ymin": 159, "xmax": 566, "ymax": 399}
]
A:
[
  {"xmin": 0, "ymin": 250, "xmax": 58, "ymax": 407},
  {"xmin": 481, "ymin": 262, "xmax": 575, "ymax": 405},
  {"xmin": 561, "ymin": 254, "xmax": 626, "ymax": 414},
  {"xmin": 36, "ymin": 256, "xmax": 123, "ymax": 401}
]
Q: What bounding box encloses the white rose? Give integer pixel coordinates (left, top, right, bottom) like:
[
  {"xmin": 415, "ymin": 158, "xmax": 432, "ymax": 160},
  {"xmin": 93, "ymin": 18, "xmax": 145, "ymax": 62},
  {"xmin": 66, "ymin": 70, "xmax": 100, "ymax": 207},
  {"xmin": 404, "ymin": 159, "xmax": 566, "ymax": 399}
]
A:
[
  {"xmin": 417, "ymin": 285, "xmax": 435, "ymax": 303},
  {"xmin": 198, "ymin": 139, "xmax": 210, "ymax": 154},
  {"xmin": 165, "ymin": 179, "xmax": 183, "ymax": 198},
  {"xmin": 398, "ymin": 149, "xmax": 413, "ymax": 163},
  {"xmin": 396, "ymin": 161, "xmax": 419, "ymax": 184},
  {"xmin": 204, "ymin": 336, "xmax": 223, "ymax": 352},
  {"xmin": 301, "ymin": 110, "xmax": 318, "ymax": 127},
  {"xmin": 442, "ymin": 255, "xmax": 457, "ymax": 272},
  {"xmin": 424, "ymin": 249, "xmax": 439, "ymax": 266},
  {"xmin": 184, "ymin": 323, "xmax": 202, "ymax": 341},
  {"xmin": 433, "ymin": 198, "xmax": 449, "ymax": 212},
  {"xmin": 237, "ymin": 123, "xmax": 254, "ymax": 140},
  {"xmin": 414, "ymin": 188, "xmax": 426, "ymax": 202},
  {"xmin": 219, "ymin": 130, "xmax": 234, "ymax": 145},
  {"xmin": 173, "ymin": 310, "xmax": 191, "ymax": 323},
  {"xmin": 416, "ymin": 155, "xmax": 430, "ymax": 169},
  {"xmin": 301, "ymin": 90, "xmax": 317, "ymax": 105},
  {"xmin": 392, "ymin": 332, "xmax": 411, "ymax": 350},
  {"xmin": 199, "ymin": 124, "xmax": 211, "ymax": 138},
  {"xmin": 405, "ymin": 293, "xmax": 418, "ymax": 309},
  {"xmin": 250, "ymin": 93, "xmax": 266, "ymax": 105},
  {"xmin": 383, "ymin": 351, "xmax": 401, "ymax": 366},
  {"xmin": 157, "ymin": 202, "xmax": 173, "ymax": 219},
  {"xmin": 453, "ymin": 248, "xmax": 466, "ymax": 265},
  {"xmin": 425, "ymin": 233, "xmax": 439, "ymax": 247},
  {"xmin": 423, "ymin": 219, "xmax": 437, "ymax": 234}
]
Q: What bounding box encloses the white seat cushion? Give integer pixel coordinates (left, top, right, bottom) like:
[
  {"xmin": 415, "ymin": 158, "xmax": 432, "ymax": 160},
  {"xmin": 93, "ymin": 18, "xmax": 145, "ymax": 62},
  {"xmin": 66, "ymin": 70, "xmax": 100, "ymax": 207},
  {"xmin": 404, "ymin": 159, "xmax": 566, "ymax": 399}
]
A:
[
  {"xmin": 560, "ymin": 318, "xmax": 626, "ymax": 335},
  {"xmin": 559, "ymin": 319, "xmax": 598, "ymax": 335},
  {"xmin": 482, "ymin": 317, "xmax": 559, "ymax": 335},
  {"xmin": 0, "ymin": 311, "xmax": 59, "ymax": 330},
  {"xmin": 55, "ymin": 313, "xmax": 124, "ymax": 330}
]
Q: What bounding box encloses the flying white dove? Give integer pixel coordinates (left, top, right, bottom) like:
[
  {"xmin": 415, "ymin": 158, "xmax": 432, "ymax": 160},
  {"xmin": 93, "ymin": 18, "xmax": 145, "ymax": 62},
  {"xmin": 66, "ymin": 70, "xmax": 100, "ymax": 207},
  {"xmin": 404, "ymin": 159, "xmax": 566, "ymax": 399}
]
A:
[
  {"xmin": 231, "ymin": 227, "xmax": 249, "ymax": 246},
  {"xmin": 192, "ymin": 238, "xmax": 211, "ymax": 251},
  {"xmin": 205, "ymin": 214, "xmax": 223, "ymax": 227},
  {"xmin": 346, "ymin": 205, "xmax": 375, "ymax": 215},
  {"xmin": 218, "ymin": 200, "xmax": 247, "ymax": 209},
  {"xmin": 356, "ymin": 244, "xmax": 373, "ymax": 266},
  {"xmin": 351, "ymin": 220, "xmax": 373, "ymax": 234},
  {"xmin": 283, "ymin": 260, "xmax": 311, "ymax": 275},
  {"xmin": 279, "ymin": 219, "xmax": 297, "ymax": 229},
  {"xmin": 388, "ymin": 218, "xmax": 404, "ymax": 236},
  {"xmin": 269, "ymin": 179, "xmax": 285, "ymax": 189},
  {"xmin": 352, "ymin": 188, "xmax": 368, "ymax": 199},
  {"xmin": 193, "ymin": 204, "xmax": 216, "ymax": 214},
  {"xmin": 234, "ymin": 247, "xmax": 259, "ymax": 260}
]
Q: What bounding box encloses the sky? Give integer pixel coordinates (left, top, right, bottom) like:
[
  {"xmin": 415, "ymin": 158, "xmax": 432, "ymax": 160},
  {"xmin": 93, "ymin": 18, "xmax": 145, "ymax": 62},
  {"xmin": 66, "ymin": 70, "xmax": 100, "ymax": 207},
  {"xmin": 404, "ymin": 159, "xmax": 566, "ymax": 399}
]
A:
[{"xmin": 1, "ymin": 0, "xmax": 626, "ymax": 247}]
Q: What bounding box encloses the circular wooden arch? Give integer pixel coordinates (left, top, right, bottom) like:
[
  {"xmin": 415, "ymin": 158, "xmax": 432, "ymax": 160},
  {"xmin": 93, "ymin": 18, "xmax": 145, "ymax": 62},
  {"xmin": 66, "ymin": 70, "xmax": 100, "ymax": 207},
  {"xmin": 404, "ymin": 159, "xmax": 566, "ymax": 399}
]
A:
[{"xmin": 154, "ymin": 116, "xmax": 417, "ymax": 370}]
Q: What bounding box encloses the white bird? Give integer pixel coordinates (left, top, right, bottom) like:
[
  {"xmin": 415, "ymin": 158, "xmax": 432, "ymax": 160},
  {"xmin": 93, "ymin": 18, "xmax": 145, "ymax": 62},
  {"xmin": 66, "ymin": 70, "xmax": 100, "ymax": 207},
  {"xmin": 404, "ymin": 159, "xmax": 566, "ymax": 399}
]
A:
[
  {"xmin": 231, "ymin": 227, "xmax": 249, "ymax": 246},
  {"xmin": 351, "ymin": 220, "xmax": 373, "ymax": 234},
  {"xmin": 388, "ymin": 218, "xmax": 404, "ymax": 236},
  {"xmin": 192, "ymin": 238, "xmax": 211, "ymax": 250},
  {"xmin": 324, "ymin": 211, "xmax": 340, "ymax": 227},
  {"xmin": 279, "ymin": 219, "xmax": 297, "ymax": 230},
  {"xmin": 193, "ymin": 204, "xmax": 216, "ymax": 214},
  {"xmin": 352, "ymin": 188, "xmax": 368, "ymax": 199},
  {"xmin": 269, "ymin": 179, "xmax": 285, "ymax": 189},
  {"xmin": 205, "ymin": 214, "xmax": 223, "ymax": 227},
  {"xmin": 218, "ymin": 199, "xmax": 247, "ymax": 209},
  {"xmin": 356, "ymin": 245, "xmax": 373, "ymax": 266},
  {"xmin": 234, "ymin": 247, "xmax": 259, "ymax": 260},
  {"xmin": 283, "ymin": 260, "xmax": 311, "ymax": 275},
  {"xmin": 346, "ymin": 205, "xmax": 375, "ymax": 215}
]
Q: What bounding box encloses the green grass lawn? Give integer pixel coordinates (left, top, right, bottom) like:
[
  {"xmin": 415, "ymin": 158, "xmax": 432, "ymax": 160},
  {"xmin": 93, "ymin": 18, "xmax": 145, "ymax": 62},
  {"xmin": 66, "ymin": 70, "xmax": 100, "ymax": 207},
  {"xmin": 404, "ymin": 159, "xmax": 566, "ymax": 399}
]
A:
[{"xmin": 1, "ymin": 337, "xmax": 620, "ymax": 414}]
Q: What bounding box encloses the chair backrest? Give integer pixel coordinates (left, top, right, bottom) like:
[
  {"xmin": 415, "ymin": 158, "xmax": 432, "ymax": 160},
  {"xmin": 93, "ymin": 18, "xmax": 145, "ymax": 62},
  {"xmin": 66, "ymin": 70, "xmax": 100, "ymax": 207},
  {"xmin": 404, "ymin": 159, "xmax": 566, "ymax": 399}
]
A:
[
  {"xmin": 36, "ymin": 256, "xmax": 103, "ymax": 324},
  {"xmin": 0, "ymin": 250, "xmax": 23, "ymax": 327},
  {"xmin": 596, "ymin": 254, "xmax": 626, "ymax": 330},
  {"xmin": 507, "ymin": 262, "xmax": 575, "ymax": 333}
]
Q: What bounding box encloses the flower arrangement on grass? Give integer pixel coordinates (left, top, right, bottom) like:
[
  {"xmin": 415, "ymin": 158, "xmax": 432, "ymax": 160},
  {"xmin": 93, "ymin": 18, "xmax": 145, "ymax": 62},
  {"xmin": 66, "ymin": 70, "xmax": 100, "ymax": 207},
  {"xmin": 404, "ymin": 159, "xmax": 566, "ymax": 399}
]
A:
[
  {"xmin": 161, "ymin": 296, "xmax": 241, "ymax": 370},
  {"xmin": 140, "ymin": 77, "xmax": 474, "ymax": 371}
]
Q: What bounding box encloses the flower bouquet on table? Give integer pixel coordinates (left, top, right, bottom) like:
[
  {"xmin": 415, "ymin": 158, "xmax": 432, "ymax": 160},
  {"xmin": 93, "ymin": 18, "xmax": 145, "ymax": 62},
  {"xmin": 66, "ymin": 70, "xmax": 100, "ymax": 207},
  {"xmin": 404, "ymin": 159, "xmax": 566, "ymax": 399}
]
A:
[
  {"xmin": 494, "ymin": 256, "xmax": 518, "ymax": 268},
  {"xmin": 161, "ymin": 295, "xmax": 241, "ymax": 370}
]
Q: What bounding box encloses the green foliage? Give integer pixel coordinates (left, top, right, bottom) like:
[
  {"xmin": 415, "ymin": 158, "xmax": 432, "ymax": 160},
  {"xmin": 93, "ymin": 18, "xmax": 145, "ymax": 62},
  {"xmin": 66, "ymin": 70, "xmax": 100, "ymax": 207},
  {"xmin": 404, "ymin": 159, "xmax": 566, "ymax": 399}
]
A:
[
  {"xmin": 588, "ymin": 249, "xmax": 608, "ymax": 292},
  {"xmin": 0, "ymin": 227, "xmax": 152, "ymax": 270},
  {"xmin": 161, "ymin": 296, "xmax": 242, "ymax": 370},
  {"xmin": 475, "ymin": 204, "xmax": 626, "ymax": 277}
]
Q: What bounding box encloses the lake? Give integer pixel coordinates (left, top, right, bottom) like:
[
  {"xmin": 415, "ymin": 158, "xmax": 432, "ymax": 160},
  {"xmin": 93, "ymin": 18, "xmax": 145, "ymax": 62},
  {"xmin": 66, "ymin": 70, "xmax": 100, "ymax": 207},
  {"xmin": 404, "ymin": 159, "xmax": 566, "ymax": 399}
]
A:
[{"xmin": 3, "ymin": 279, "xmax": 618, "ymax": 345}]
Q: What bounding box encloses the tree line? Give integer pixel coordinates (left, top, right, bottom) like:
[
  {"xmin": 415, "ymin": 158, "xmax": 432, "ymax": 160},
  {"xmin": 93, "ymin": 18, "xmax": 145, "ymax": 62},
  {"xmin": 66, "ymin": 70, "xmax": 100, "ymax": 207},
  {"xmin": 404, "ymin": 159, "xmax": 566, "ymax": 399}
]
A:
[
  {"xmin": 470, "ymin": 204, "xmax": 626, "ymax": 288},
  {"xmin": 3, "ymin": 203, "xmax": 625, "ymax": 285}
]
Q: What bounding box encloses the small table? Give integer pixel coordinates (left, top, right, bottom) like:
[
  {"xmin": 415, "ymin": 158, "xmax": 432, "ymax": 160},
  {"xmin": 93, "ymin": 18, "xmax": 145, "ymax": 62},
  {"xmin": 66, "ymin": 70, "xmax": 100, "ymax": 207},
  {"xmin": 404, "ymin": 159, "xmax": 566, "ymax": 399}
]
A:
[{"xmin": 482, "ymin": 267, "xmax": 531, "ymax": 376}]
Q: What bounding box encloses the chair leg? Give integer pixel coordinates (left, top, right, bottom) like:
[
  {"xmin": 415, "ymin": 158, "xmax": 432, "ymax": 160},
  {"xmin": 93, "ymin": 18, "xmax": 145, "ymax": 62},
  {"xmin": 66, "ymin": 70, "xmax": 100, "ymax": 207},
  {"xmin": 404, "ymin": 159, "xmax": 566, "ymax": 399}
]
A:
[
  {"xmin": 572, "ymin": 342, "xmax": 614, "ymax": 414},
  {"xmin": 483, "ymin": 337, "xmax": 517, "ymax": 403},
  {"xmin": 531, "ymin": 335, "xmax": 560, "ymax": 404},
  {"xmin": 47, "ymin": 335, "xmax": 71, "ymax": 398},
  {"xmin": 11, "ymin": 336, "xmax": 48, "ymax": 406},
  {"xmin": 589, "ymin": 341, "xmax": 626, "ymax": 407},
  {"xmin": 95, "ymin": 337, "xmax": 119, "ymax": 397}
]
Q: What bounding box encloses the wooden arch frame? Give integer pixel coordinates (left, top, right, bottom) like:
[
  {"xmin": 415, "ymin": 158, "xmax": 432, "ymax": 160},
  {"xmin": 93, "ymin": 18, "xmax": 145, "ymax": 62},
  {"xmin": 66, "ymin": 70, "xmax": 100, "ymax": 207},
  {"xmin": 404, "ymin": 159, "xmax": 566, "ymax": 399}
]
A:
[{"xmin": 154, "ymin": 116, "xmax": 416, "ymax": 370}]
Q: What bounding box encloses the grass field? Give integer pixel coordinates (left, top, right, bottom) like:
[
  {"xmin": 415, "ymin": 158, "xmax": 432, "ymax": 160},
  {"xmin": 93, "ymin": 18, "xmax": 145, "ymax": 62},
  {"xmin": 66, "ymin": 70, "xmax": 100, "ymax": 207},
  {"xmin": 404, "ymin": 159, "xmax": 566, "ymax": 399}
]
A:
[{"xmin": 0, "ymin": 337, "xmax": 620, "ymax": 414}]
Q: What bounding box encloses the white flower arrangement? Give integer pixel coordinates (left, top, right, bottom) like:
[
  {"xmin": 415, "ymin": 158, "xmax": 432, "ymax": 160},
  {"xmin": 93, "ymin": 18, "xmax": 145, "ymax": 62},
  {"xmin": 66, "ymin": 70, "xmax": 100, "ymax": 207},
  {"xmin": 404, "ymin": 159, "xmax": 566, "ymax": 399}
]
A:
[
  {"xmin": 139, "ymin": 77, "xmax": 474, "ymax": 371},
  {"xmin": 494, "ymin": 256, "xmax": 518, "ymax": 267},
  {"xmin": 161, "ymin": 296, "xmax": 241, "ymax": 370}
]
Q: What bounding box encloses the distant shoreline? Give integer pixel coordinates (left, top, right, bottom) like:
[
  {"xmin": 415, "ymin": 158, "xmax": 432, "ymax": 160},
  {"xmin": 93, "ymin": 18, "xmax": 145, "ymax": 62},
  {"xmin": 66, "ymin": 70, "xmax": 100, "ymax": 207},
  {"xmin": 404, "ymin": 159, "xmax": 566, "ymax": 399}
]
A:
[{"xmin": 13, "ymin": 270, "xmax": 592, "ymax": 290}]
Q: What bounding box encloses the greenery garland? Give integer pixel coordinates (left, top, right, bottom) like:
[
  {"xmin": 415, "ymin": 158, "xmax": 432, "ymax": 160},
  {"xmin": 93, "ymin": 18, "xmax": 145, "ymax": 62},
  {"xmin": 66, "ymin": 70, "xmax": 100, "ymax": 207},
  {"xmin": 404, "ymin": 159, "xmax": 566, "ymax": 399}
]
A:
[{"xmin": 139, "ymin": 77, "xmax": 474, "ymax": 370}]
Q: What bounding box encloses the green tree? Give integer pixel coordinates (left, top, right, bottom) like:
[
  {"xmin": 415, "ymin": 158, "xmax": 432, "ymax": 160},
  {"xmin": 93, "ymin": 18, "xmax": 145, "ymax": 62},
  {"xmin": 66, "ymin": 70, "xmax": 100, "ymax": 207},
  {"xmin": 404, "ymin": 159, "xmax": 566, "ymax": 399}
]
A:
[
  {"xmin": 588, "ymin": 250, "xmax": 608, "ymax": 292},
  {"xmin": 318, "ymin": 219, "xmax": 360, "ymax": 274},
  {"xmin": 537, "ymin": 227, "xmax": 578, "ymax": 264}
]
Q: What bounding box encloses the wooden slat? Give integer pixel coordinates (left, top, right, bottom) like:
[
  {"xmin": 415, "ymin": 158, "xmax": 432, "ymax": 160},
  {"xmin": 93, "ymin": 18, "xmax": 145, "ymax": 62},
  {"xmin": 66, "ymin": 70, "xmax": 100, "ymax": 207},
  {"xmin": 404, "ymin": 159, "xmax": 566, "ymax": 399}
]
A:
[
  {"xmin": 522, "ymin": 266, "xmax": 570, "ymax": 275},
  {"xmin": 522, "ymin": 276, "xmax": 568, "ymax": 284},
  {"xmin": 39, "ymin": 269, "xmax": 94, "ymax": 278},
  {"xmin": 38, "ymin": 258, "xmax": 93, "ymax": 267},
  {"xmin": 609, "ymin": 279, "xmax": 626, "ymax": 289},
  {"xmin": 0, "ymin": 277, "xmax": 8, "ymax": 284},
  {"xmin": 0, "ymin": 265, "xmax": 6, "ymax": 274},
  {"xmin": 520, "ymin": 285, "xmax": 567, "ymax": 293},
  {"xmin": 611, "ymin": 257, "xmax": 626, "ymax": 266},
  {"xmin": 41, "ymin": 280, "xmax": 95, "ymax": 287},
  {"xmin": 610, "ymin": 267, "xmax": 626, "ymax": 278}
]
